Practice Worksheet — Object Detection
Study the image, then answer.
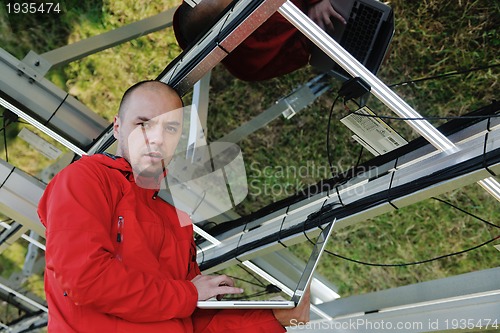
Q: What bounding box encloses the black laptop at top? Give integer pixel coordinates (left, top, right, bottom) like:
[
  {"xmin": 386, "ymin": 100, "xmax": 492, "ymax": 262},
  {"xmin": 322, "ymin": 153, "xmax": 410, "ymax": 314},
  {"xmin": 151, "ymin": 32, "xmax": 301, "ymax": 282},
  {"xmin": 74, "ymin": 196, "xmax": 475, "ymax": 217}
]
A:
[{"xmin": 309, "ymin": 0, "xmax": 395, "ymax": 79}]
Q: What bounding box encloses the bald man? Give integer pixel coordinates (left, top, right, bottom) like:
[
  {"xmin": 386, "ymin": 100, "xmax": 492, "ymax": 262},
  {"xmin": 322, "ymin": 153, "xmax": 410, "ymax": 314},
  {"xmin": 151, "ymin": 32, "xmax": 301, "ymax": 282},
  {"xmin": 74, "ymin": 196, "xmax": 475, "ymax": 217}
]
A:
[{"xmin": 38, "ymin": 80, "xmax": 309, "ymax": 332}]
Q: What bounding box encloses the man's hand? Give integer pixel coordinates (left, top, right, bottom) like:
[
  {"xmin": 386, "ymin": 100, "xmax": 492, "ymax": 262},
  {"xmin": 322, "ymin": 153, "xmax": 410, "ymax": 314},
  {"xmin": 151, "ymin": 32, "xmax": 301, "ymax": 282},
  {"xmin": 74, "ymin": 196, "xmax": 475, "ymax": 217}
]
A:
[
  {"xmin": 191, "ymin": 274, "xmax": 244, "ymax": 301},
  {"xmin": 308, "ymin": 0, "xmax": 346, "ymax": 34},
  {"xmin": 272, "ymin": 287, "xmax": 311, "ymax": 327}
]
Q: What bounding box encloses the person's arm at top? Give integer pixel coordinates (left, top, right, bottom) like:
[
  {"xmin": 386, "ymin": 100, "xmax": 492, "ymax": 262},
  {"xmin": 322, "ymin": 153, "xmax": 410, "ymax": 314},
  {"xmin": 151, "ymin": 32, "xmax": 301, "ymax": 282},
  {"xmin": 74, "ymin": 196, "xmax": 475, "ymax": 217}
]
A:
[{"xmin": 307, "ymin": 0, "xmax": 346, "ymax": 33}]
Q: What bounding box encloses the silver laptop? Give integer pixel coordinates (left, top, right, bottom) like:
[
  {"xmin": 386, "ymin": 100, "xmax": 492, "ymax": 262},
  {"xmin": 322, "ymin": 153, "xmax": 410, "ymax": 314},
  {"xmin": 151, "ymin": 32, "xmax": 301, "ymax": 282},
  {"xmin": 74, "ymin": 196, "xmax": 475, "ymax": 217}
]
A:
[{"xmin": 197, "ymin": 218, "xmax": 337, "ymax": 309}]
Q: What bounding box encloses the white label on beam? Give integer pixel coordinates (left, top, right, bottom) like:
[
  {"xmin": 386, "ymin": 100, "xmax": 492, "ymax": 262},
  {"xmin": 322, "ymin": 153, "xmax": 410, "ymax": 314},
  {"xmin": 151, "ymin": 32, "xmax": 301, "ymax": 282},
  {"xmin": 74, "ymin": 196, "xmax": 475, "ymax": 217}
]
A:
[
  {"xmin": 341, "ymin": 106, "xmax": 408, "ymax": 155},
  {"xmin": 18, "ymin": 127, "xmax": 62, "ymax": 160}
]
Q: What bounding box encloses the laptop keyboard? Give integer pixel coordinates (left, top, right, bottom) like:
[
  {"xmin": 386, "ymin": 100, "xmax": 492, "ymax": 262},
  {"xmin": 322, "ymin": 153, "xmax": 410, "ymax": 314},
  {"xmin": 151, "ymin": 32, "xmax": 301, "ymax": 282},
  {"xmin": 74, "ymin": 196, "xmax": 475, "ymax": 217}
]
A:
[{"xmin": 340, "ymin": 1, "xmax": 383, "ymax": 63}]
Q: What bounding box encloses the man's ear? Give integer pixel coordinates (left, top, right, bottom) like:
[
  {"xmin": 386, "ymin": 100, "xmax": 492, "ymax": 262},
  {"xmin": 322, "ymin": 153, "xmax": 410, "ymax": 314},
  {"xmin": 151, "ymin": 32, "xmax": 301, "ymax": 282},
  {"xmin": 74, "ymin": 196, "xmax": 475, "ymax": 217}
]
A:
[{"xmin": 113, "ymin": 115, "xmax": 120, "ymax": 140}]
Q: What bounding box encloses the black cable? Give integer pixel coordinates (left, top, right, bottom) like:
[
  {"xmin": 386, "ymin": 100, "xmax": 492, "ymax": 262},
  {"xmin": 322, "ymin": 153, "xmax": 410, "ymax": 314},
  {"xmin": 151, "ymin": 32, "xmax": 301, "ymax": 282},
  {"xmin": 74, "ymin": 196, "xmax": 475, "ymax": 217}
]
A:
[
  {"xmin": 0, "ymin": 111, "xmax": 21, "ymax": 163},
  {"xmin": 351, "ymin": 110, "xmax": 499, "ymax": 121},
  {"xmin": 302, "ymin": 141, "xmax": 500, "ymax": 268},
  {"xmin": 204, "ymin": 101, "xmax": 497, "ymax": 239},
  {"xmin": 388, "ymin": 63, "xmax": 500, "ymax": 88},
  {"xmin": 386, "ymin": 160, "xmax": 399, "ymax": 210},
  {"xmin": 200, "ymin": 114, "xmax": 500, "ymax": 270},
  {"xmin": 201, "ymin": 150, "xmax": 500, "ymax": 270},
  {"xmin": 431, "ymin": 197, "xmax": 500, "ymax": 229},
  {"xmin": 195, "ymin": 221, "xmax": 218, "ymax": 243},
  {"xmin": 316, "ymin": 194, "xmax": 500, "ymax": 267},
  {"xmin": 344, "ymin": 99, "xmax": 367, "ymax": 169},
  {"xmin": 325, "ymin": 234, "xmax": 500, "ymax": 267},
  {"xmin": 354, "ymin": 144, "xmax": 364, "ymax": 168},
  {"xmin": 326, "ymin": 99, "xmax": 367, "ymax": 187},
  {"xmin": 277, "ymin": 215, "xmax": 288, "ymax": 248}
]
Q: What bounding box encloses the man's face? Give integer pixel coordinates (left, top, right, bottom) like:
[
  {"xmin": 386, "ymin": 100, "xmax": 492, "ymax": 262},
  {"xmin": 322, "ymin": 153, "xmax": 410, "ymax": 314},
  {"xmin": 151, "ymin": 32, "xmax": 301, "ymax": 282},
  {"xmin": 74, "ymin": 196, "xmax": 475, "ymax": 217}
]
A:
[{"xmin": 113, "ymin": 87, "xmax": 183, "ymax": 179}]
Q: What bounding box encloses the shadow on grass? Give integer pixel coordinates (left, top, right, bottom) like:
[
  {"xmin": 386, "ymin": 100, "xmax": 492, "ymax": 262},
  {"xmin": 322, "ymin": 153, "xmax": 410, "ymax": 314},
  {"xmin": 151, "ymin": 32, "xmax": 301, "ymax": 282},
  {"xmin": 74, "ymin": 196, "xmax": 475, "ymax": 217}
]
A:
[
  {"xmin": 0, "ymin": 0, "xmax": 104, "ymax": 157},
  {"xmin": 2, "ymin": 0, "xmax": 104, "ymax": 55}
]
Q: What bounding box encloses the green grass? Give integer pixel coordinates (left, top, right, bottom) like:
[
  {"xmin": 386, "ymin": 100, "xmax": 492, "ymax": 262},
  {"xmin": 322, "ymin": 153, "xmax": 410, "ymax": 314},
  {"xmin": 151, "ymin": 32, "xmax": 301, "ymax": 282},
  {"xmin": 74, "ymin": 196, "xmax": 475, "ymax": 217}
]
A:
[
  {"xmin": 321, "ymin": 185, "xmax": 500, "ymax": 295},
  {"xmin": 0, "ymin": 0, "xmax": 499, "ymax": 329}
]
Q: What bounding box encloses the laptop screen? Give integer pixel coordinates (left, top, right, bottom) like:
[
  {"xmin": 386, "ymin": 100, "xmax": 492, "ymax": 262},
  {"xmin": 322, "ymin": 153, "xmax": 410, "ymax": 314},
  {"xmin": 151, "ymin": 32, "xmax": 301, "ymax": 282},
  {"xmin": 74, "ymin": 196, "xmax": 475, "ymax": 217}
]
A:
[{"xmin": 291, "ymin": 218, "xmax": 336, "ymax": 304}]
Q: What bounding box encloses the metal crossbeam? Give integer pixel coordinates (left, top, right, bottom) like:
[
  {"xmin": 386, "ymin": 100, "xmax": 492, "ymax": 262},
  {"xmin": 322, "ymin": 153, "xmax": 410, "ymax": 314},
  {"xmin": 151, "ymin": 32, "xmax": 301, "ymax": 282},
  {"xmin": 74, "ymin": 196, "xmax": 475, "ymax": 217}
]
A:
[
  {"xmin": 279, "ymin": 1, "xmax": 455, "ymax": 152},
  {"xmin": 197, "ymin": 116, "xmax": 499, "ymax": 271},
  {"xmin": 218, "ymin": 75, "xmax": 329, "ymax": 143},
  {"xmin": 0, "ymin": 160, "xmax": 46, "ymax": 237},
  {"xmin": 287, "ymin": 268, "xmax": 500, "ymax": 332},
  {"xmin": 0, "ymin": 49, "xmax": 108, "ymax": 154},
  {"xmin": 278, "ymin": 0, "xmax": 500, "ymax": 204},
  {"xmin": 39, "ymin": 9, "xmax": 177, "ymax": 70},
  {"xmin": 158, "ymin": 0, "xmax": 287, "ymax": 95}
]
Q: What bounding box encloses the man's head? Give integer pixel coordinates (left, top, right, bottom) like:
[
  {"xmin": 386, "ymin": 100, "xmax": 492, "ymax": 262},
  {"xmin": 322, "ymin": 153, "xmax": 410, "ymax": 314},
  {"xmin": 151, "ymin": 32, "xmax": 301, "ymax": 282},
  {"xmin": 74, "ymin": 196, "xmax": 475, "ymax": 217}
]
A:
[
  {"xmin": 113, "ymin": 80, "xmax": 184, "ymax": 178},
  {"xmin": 174, "ymin": 0, "xmax": 234, "ymax": 48}
]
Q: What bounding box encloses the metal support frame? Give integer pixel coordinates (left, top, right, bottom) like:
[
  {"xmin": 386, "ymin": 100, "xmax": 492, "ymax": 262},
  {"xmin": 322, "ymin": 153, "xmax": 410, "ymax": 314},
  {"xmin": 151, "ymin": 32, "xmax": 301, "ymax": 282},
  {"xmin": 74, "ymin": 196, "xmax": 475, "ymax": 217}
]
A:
[
  {"xmin": 22, "ymin": 231, "xmax": 44, "ymax": 276},
  {"xmin": 287, "ymin": 268, "xmax": 500, "ymax": 332},
  {"xmin": 186, "ymin": 72, "xmax": 212, "ymax": 160},
  {"xmin": 218, "ymin": 75, "xmax": 330, "ymax": 143},
  {"xmin": 2, "ymin": 313, "xmax": 48, "ymax": 333},
  {"xmin": 191, "ymin": 72, "xmax": 212, "ymax": 138},
  {"xmin": 37, "ymin": 9, "xmax": 177, "ymax": 71},
  {"xmin": 88, "ymin": 0, "xmax": 290, "ymax": 152},
  {"xmin": 158, "ymin": 74, "xmax": 331, "ymax": 226},
  {"xmin": 0, "ymin": 49, "xmax": 108, "ymax": 154},
  {"xmin": 0, "ymin": 221, "xmax": 27, "ymax": 253},
  {"xmin": 197, "ymin": 115, "xmax": 499, "ymax": 272},
  {"xmin": 0, "ymin": 221, "xmax": 45, "ymax": 253},
  {"xmin": 1, "ymin": 7, "xmax": 178, "ymax": 156},
  {"xmin": 0, "ymin": 277, "xmax": 47, "ymax": 314},
  {"xmin": 0, "ymin": 159, "xmax": 46, "ymax": 237},
  {"xmin": 1, "ymin": 115, "xmax": 492, "ymax": 326}
]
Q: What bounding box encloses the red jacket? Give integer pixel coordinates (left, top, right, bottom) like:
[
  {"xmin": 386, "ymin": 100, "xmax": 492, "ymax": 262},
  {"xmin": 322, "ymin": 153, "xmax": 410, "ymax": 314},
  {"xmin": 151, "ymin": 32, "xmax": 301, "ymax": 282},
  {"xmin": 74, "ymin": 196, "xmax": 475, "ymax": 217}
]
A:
[
  {"xmin": 38, "ymin": 154, "xmax": 285, "ymax": 333},
  {"xmin": 173, "ymin": 0, "xmax": 321, "ymax": 81}
]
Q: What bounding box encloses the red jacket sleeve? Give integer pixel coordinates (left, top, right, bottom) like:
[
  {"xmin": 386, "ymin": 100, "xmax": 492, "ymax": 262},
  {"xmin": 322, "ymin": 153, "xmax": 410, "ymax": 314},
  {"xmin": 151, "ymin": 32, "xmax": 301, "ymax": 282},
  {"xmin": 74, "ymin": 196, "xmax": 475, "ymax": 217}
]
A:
[{"xmin": 38, "ymin": 162, "xmax": 198, "ymax": 323}]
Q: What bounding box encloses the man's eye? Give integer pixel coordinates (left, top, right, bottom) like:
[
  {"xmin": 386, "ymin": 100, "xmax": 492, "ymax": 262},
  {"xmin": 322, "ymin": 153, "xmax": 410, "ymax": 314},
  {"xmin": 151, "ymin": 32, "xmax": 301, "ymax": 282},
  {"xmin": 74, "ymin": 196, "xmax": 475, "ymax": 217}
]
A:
[
  {"xmin": 166, "ymin": 126, "xmax": 178, "ymax": 133},
  {"xmin": 139, "ymin": 122, "xmax": 150, "ymax": 128}
]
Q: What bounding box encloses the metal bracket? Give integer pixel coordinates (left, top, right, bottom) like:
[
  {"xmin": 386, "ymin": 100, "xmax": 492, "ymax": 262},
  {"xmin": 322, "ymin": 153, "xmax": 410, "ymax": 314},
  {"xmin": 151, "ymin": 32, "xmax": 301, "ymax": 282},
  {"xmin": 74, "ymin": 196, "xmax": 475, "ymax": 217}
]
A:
[{"xmin": 19, "ymin": 50, "xmax": 52, "ymax": 79}]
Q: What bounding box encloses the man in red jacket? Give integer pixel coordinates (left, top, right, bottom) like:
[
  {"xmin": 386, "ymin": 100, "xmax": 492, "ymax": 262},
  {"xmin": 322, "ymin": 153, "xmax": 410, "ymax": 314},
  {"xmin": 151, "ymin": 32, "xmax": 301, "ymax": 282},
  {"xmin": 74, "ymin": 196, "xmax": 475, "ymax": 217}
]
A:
[
  {"xmin": 173, "ymin": 0, "xmax": 346, "ymax": 81},
  {"xmin": 38, "ymin": 80, "xmax": 309, "ymax": 332}
]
